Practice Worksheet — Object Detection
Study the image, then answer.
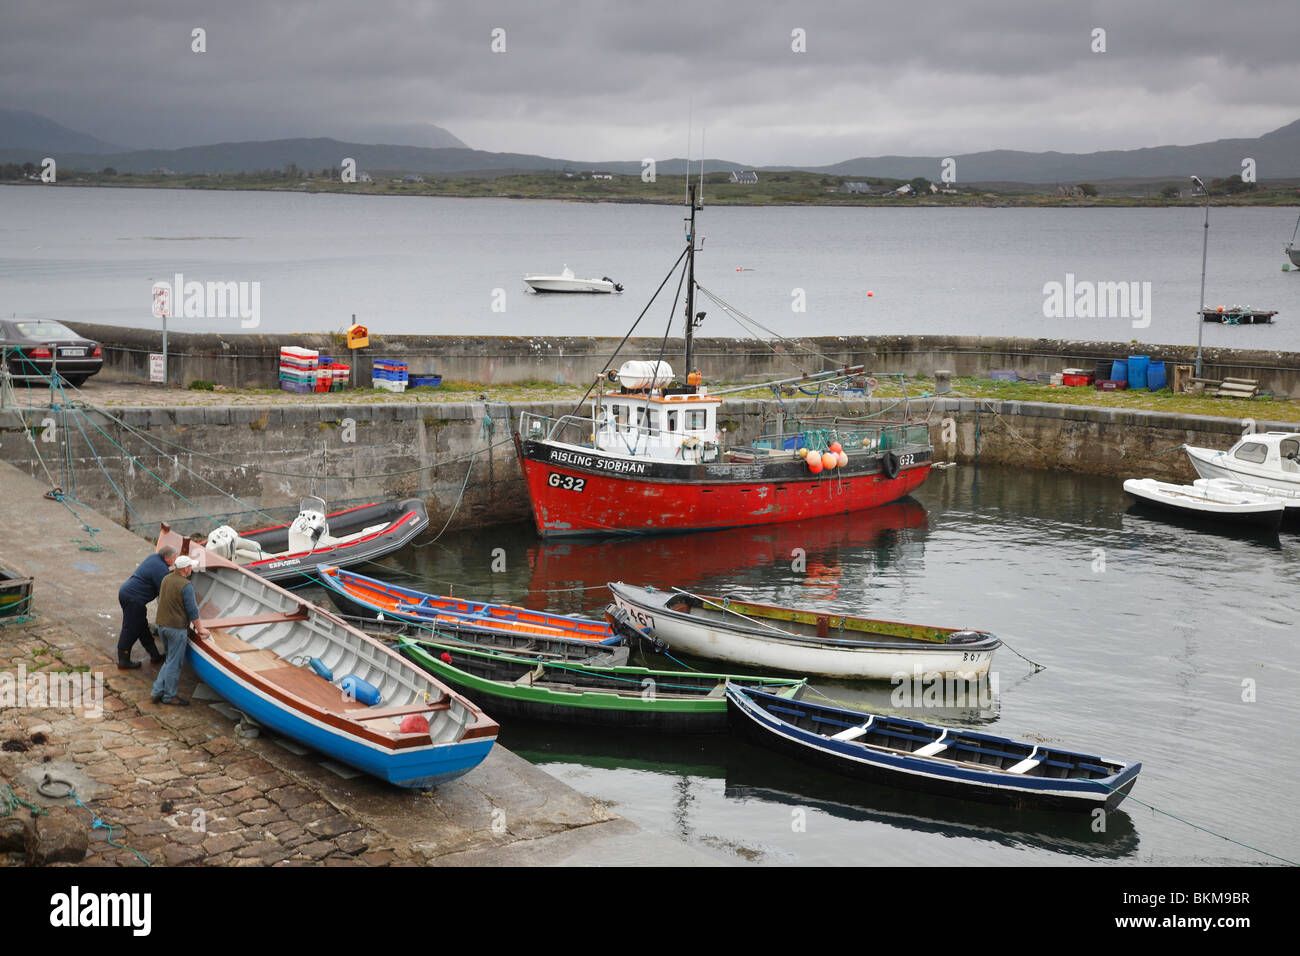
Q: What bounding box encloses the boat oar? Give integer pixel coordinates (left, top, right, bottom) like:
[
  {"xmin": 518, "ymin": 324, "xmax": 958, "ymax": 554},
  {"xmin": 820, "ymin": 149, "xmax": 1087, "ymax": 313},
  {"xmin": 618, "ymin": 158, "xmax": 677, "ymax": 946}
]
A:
[{"xmin": 669, "ymin": 586, "xmax": 795, "ymax": 636}]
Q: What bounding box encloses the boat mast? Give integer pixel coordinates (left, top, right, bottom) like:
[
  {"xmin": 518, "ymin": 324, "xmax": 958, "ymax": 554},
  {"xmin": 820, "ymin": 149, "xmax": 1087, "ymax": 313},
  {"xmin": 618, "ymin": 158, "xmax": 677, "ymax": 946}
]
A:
[{"xmin": 684, "ymin": 182, "xmax": 698, "ymax": 377}]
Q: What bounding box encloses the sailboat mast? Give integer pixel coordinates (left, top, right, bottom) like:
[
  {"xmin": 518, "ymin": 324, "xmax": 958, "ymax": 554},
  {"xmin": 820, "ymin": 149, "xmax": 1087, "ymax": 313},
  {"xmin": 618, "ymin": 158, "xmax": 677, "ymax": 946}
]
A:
[{"xmin": 685, "ymin": 182, "xmax": 697, "ymax": 376}]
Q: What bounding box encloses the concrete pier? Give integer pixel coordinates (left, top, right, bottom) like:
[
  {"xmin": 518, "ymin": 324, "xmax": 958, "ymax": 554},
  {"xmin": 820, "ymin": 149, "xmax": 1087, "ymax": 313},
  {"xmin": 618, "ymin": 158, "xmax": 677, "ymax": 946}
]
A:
[{"xmin": 0, "ymin": 462, "xmax": 722, "ymax": 866}]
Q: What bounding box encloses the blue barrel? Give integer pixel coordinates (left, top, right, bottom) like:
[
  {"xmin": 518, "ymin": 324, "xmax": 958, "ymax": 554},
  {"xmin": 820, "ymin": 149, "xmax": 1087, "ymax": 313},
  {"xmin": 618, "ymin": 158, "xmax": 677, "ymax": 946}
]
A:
[
  {"xmin": 340, "ymin": 675, "xmax": 383, "ymax": 707},
  {"xmin": 1110, "ymin": 359, "xmax": 1128, "ymax": 384},
  {"xmin": 1128, "ymin": 355, "xmax": 1149, "ymax": 391},
  {"xmin": 1147, "ymin": 361, "xmax": 1167, "ymax": 391}
]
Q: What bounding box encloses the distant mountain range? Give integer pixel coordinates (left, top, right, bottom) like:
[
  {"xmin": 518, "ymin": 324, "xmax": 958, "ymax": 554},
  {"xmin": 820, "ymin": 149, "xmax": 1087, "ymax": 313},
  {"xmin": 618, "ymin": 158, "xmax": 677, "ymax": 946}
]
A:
[{"xmin": 3, "ymin": 109, "xmax": 1298, "ymax": 183}]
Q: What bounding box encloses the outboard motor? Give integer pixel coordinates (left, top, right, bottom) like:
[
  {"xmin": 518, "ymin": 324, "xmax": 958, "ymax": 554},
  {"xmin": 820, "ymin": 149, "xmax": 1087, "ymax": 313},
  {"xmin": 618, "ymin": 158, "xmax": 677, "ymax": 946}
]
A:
[
  {"xmin": 287, "ymin": 497, "xmax": 329, "ymax": 553},
  {"xmin": 603, "ymin": 276, "xmax": 624, "ymax": 293},
  {"xmin": 206, "ymin": 525, "xmax": 267, "ymax": 562}
]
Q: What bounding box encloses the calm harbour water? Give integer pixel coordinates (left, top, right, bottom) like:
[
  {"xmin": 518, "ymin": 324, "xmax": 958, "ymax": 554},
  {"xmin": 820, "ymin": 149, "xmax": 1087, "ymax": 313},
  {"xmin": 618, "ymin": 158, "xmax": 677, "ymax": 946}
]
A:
[
  {"xmin": 301, "ymin": 464, "xmax": 1300, "ymax": 866},
  {"xmin": 2, "ymin": 185, "xmax": 1299, "ymax": 348}
]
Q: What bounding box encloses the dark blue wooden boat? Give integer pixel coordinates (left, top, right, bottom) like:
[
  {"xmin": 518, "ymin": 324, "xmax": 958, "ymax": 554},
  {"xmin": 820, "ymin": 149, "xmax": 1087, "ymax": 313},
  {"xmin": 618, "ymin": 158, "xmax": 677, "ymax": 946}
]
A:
[{"xmin": 727, "ymin": 683, "xmax": 1140, "ymax": 812}]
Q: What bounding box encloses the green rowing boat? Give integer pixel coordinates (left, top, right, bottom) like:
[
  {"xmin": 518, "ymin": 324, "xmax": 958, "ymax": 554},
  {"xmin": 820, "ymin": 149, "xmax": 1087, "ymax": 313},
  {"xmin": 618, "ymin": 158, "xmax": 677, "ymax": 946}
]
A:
[{"xmin": 398, "ymin": 640, "xmax": 805, "ymax": 733}]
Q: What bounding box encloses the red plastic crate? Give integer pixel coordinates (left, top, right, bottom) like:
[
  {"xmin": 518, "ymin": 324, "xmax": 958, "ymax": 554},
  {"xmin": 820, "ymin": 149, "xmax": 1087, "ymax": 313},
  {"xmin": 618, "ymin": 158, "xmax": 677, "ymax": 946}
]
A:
[{"xmin": 1063, "ymin": 373, "xmax": 1094, "ymax": 387}]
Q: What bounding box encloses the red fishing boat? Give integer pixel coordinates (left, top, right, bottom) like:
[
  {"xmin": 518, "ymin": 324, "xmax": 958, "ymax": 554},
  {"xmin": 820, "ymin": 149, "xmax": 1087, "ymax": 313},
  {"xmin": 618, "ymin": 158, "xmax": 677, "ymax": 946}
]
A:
[{"xmin": 513, "ymin": 185, "xmax": 933, "ymax": 538}]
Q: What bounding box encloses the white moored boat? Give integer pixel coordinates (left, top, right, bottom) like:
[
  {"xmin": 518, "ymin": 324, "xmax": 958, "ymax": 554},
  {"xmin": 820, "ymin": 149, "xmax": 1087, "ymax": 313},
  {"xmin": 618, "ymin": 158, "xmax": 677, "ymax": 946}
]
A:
[
  {"xmin": 1194, "ymin": 477, "xmax": 1300, "ymax": 522},
  {"xmin": 606, "ymin": 582, "xmax": 1000, "ymax": 680},
  {"xmin": 523, "ymin": 265, "xmax": 623, "ymax": 294},
  {"xmin": 1122, "ymin": 477, "xmax": 1284, "ymax": 531},
  {"xmin": 1184, "ymin": 432, "xmax": 1300, "ymax": 493}
]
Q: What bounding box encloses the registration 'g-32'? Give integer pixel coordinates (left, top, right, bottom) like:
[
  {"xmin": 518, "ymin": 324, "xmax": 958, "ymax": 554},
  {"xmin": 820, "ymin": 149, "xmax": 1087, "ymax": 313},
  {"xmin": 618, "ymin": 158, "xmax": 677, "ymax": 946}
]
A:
[{"xmin": 548, "ymin": 473, "xmax": 586, "ymax": 492}]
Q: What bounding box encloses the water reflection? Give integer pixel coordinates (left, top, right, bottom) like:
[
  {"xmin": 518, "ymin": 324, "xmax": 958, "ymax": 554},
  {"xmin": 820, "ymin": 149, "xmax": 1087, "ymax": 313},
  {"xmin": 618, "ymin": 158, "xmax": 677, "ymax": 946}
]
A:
[{"xmin": 503, "ymin": 723, "xmax": 1139, "ymax": 860}]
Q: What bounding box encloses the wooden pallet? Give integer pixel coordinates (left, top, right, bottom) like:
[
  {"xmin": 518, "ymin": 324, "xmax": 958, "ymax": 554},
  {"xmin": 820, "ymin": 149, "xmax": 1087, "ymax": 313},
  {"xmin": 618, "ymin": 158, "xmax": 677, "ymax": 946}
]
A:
[{"xmin": 1188, "ymin": 376, "xmax": 1258, "ymax": 399}]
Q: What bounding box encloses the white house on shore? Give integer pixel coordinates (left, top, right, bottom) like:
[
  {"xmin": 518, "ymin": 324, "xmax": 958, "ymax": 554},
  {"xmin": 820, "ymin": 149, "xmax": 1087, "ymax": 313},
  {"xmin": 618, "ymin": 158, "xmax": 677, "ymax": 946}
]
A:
[{"xmin": 729, "ymin": 170, "xmax": 759, "ymax": 184}]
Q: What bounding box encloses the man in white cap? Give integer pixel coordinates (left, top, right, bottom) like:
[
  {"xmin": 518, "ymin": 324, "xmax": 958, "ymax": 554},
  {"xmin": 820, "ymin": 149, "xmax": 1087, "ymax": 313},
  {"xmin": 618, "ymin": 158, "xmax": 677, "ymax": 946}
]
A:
[{"xmin": 151, "ymin": 554, "xmax": 210, "ymax": 706}]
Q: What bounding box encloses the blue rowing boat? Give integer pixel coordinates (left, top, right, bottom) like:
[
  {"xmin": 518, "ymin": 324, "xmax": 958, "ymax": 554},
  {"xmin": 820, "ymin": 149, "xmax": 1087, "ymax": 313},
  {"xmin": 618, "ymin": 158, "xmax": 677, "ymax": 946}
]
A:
[
  {"xmin": 727, "ymin": 683, "xmax": 1140, "ymax": 812},
  {"xmin": 316, "ymin": 565, "xmax": 625, "ymax": 645},
  {"xmin": 159, "ymin": 527, "xmax": 498, "ymax": 789}
]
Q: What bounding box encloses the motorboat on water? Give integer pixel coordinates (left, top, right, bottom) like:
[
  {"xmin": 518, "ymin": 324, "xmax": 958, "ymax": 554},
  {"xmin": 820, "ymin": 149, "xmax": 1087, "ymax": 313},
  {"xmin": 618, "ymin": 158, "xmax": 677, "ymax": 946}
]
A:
[
  {"xmin": 1122, "ymin": 477, "xmax": 1285, "ymax": 531},
  {"xmin": 202, "ymin": 496, "xmax": 428, "ymax": 583},
  {"xmin": 523, "ymin": 266, "xmax": 623, "ymax": 294},
  {"xmin": 1193, "ymin": 477, "xmax": 1300, "ymax": 522},
  {"xmin": 1183, "ymin": 432, "xmax": 1300, "ymax": 493}
]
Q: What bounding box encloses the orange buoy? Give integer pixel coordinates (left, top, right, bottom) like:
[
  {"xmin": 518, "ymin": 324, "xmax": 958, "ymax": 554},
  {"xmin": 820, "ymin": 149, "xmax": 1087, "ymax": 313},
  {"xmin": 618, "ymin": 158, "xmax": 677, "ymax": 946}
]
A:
[
  {"xmin": 867, "ymin": 291, "xmax": 874, "ymax": 297},
  {"xmin": 807, "ymin": 455, "xmax": 823, "ymax": 474},
  {"xmin": 829, "ymin": 441, "xmax": 843, "ymax": 453},
  {"xmin": 837, "ymin": 451, "xmax": 849, "ymax": 467},
  {"xmin": 822, "ymin": 451, "xmax": 837, "ymax": 470}
]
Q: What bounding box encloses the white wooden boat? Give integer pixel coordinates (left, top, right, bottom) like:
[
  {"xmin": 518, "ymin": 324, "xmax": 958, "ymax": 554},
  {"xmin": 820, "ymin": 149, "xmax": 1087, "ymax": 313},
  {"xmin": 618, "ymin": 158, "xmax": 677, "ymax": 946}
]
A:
[
  {"xmin": 606, "ymin": 582, "xmax": 999, "ymax": 680},
  {"xmin": 1184, "ymin": 432, "xmax": 1300, "ymax": 493},
  {"xmin": 523, "ymin": 266, "xmax": 623, "ymax": 294},
  {"xmin": 1122, "ymin": 477, "xmax": 1284, "ymax": 531},
  {"xmin": 158, "ymin": 525, "xmax": 498, "ymax": 789}
]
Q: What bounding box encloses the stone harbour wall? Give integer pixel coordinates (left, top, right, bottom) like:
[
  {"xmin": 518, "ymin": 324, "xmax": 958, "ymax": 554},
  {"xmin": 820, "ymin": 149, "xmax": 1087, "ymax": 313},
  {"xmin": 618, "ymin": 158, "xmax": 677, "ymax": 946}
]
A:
[{"xmin": 2, "ymin": 396, "xmax": 1294, "ymax": 538}]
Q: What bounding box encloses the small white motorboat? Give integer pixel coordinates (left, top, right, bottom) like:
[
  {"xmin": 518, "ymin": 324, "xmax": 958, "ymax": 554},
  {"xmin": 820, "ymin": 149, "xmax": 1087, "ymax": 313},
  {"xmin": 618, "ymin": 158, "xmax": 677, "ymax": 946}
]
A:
[
  {"xmin": 523, "ymin": 265, "xmax": 623, "ymax": 294},
  {"xmin": 1184, "ymin": 432, "xmax": 1300, "ymax": 493},
  {"xmin": 1123, "ymin": 477, "xmax": 1284, "ymax": 531},
  {"xmin": 1194, "ymin": 477, "xmax": 1300, "ymax": 522}
]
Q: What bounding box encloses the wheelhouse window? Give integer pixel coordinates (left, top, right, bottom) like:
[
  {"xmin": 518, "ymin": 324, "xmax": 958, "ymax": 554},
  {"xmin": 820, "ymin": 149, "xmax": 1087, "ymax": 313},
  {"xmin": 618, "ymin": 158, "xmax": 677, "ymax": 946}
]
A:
[
  {"xmin": 613, "ymin": 404, "xmax": 629, "ymax": 427},
  {"xmin": 1234, "ymin": 442, "xmax": 1268, "ymax": 464},
  {"xmin": 666, "ymin": 410, "xmax": 679, "ymax": 432},
  {"xmin": 1280, "ymin": 439, "xmax": 1299, "ymax": 460},
  {"xmin": 685, "ymin": 409, "xmax": 707, "ymax": 431}
]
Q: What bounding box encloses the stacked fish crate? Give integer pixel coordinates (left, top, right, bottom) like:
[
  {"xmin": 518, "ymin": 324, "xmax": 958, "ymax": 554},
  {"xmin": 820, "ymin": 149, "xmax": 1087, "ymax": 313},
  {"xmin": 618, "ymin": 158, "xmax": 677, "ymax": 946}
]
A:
[
  {"xmin": 372, "ymin": 359, "xmax": 408, "ymax": 393},
  {"xmin": 279, "ymin": 346, "xmax": 318, "ymax": 393}
]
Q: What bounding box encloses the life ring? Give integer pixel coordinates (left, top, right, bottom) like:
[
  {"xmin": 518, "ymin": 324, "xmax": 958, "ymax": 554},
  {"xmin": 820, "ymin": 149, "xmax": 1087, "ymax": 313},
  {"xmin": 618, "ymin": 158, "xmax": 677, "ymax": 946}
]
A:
[{"xmin": 880, "ymin": 450, "xmax": 900, "ymax": 479}]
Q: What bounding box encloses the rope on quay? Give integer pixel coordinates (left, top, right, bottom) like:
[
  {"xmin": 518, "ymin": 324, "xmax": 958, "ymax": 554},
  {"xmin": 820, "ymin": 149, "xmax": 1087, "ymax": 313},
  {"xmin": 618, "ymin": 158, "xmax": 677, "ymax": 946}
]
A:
[
  {"xmin": 1086, "ymin": 779, "xmax": 1297, "ymax": 867},
  {"xmin": 1, "ymin": 785, "xmax": 47, "ymax": 819},
  {"xmin": 63, "ymin": 784, "xmax": 152, "ymax": 867}
]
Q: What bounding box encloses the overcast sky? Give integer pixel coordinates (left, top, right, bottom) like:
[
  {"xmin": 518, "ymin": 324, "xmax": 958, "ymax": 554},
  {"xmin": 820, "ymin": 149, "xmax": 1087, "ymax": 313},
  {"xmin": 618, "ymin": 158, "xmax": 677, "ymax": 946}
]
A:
[{"xmin": 6, "ymin": 0, "xmax": 1299, "ymax": 164}]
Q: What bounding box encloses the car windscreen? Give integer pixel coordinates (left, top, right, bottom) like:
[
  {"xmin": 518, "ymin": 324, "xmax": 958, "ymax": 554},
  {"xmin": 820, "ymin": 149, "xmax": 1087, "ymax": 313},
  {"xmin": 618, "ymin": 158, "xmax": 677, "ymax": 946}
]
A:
[{"xmin": 14, "ymin": 321, "xmax": 81, "ymax": 340}]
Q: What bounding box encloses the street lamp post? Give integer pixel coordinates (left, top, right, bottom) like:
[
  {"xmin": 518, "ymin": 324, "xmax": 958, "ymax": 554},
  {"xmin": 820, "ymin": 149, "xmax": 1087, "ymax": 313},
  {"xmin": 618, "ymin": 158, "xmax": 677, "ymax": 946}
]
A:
[{"xmin": 1190, "ymin": 175, "xmax": 1211, "ymax": 378}]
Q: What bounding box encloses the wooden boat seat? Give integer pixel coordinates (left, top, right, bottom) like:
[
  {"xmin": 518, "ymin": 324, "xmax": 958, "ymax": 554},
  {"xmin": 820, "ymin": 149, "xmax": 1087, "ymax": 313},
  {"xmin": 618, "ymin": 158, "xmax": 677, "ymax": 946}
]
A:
[
  {"xmin": 514, "ymin": 664, "xmax": 545, "ymax": 686},
  {"xmin": 258, "ymin": 664, "xmax": 371, "ymax": 714},
  {"xmin": 1006, "ymin": 753, "xmax": 1043, "ymax": 774},
  {"xmin": 831, "ymin": 718, "xmax": 875, "ymax": 741},
  {"xmin": 913, "ymin": 731, "xmax": 950, "ymax": 757},
  {"xmin": 202, "ymin": 609, "xmax": 308, "ymax": 630},
  {"xmin": 210, "ymin": 629, "xmax": 259, "ymax": 654},
  {"xmin": 234, "ymin": 650, "xmax": 286, "ymax": 673},
  {"xmin": 706, "ymin": 681, "xmax": 727, "ymax": 698},
  {"xmin": 353, "ymin": 699, "xmax": 452, "ymax": 721}
]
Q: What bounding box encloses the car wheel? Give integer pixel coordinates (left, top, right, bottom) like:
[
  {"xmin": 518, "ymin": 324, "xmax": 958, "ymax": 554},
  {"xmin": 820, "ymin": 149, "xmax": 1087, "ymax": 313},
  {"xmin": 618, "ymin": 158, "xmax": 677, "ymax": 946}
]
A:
[{"xmin": 62, "ymin": 376, "xmax": 87, "ymax": 387}]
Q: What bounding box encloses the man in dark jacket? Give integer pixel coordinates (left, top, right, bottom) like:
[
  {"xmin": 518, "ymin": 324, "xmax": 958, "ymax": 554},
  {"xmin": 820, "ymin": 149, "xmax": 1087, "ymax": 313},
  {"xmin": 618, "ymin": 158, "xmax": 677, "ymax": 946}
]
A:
[
  {"xmin": 151, "ymin": 555, "xmax": 210, "ymax": 706},
  {"xmin": 116, "ymin": 546, "xmax": 177, "ymax": 669}
]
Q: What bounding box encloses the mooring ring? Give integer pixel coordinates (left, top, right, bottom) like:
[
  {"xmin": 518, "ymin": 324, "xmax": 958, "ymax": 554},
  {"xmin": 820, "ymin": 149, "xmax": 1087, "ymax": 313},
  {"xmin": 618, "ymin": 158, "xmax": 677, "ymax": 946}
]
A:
[{"xmin": 37, "ymin": 773, "xmax": 75, "ymax": 799}]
